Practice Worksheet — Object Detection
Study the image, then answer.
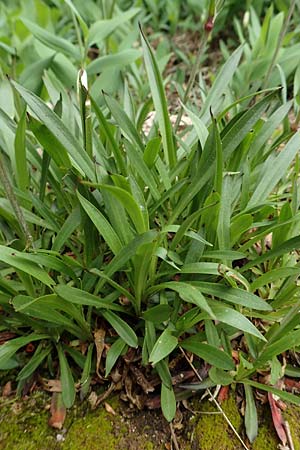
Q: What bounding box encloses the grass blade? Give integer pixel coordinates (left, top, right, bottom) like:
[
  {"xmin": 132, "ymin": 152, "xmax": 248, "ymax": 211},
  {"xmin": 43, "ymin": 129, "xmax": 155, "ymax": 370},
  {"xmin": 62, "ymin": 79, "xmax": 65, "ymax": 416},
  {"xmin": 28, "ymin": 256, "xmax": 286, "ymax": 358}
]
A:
[{"xmin": 140, "ymin": 26, "xmax": 176, "ymax": 168}]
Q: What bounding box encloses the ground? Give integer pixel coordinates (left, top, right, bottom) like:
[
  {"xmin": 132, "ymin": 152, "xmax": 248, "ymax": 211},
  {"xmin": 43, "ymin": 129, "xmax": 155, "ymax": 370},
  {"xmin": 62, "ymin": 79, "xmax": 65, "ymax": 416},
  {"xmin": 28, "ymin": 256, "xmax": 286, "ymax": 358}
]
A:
[{"xmin": 1, "ymin": 391, "xmax": 300, "ymax": 450}]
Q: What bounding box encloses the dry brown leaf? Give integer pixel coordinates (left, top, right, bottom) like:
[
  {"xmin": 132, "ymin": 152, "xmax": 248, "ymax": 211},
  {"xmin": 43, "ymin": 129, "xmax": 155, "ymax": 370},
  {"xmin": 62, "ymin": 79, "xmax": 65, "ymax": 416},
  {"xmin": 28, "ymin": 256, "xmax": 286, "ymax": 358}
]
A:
[
  {"xmin": 218, "ymin": 385, "xmax": 230, "ymax": 403},
  {"xmin": 2, "ymin": 381, "xmax": 12, "ymax": 397},
  {"xmin": 0, "ymin": 331, "xmax": 17, "ymax": 345},
  {"xmin": 48, "ymin": 393, "xmax": 66, "ymax": 430},
  {"xmin": 95, "ymin": 383, "xmax": 116, "ymax": 407},
  {"xmin": 284, "ymin": 377, "xmax": 300, "ymax": 394},
  {"xmin": 268, "ymin": 392, "xmax": 287, "ymax": 447},
  {"xmin": 88, "ymin": 391, "xmax": 98, "ymax": 409},
  {"xmin": 104, "ymin": 402, "xmax": 116, "ymax": 416},
  {"xmin": 46, "ymin": 380, "xmax": 62, "ymax": 392},
  {"xmin": 94, "ymin": 328, "xmax": 106, "ymax": 378},
  {"xmin": 129, "ymin": 365, "xmax": 155, "ymax": 393}
]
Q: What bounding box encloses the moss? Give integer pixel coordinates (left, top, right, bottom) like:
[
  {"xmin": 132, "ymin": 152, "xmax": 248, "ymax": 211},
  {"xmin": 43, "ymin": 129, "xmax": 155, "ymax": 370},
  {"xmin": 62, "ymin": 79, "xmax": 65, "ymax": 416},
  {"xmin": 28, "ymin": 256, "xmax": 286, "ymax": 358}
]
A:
[
  {"xmin": 251, "ymin": 405, "xmax": 279, "ymax": 450},
  {"xmin": 62, "ymin": 412, "xmax": 119, "ymax": 450},
  {"xmin": 0, "ymin": 393, "xmax": 57, "ymax": 450},
  {"xmin": 0, "ymin": 394, "xmax": 162, "ymax": 450},
  {"xmin": 191, "ymin": 395, "xmax": 282, "ymax": 450},
  {"xmin": 1, "ymin": 392, "xmax": 300, "ymax": 450},
  {"xmin": 191, "ymin": 395, "xmax": 244, "ymax": 450}
]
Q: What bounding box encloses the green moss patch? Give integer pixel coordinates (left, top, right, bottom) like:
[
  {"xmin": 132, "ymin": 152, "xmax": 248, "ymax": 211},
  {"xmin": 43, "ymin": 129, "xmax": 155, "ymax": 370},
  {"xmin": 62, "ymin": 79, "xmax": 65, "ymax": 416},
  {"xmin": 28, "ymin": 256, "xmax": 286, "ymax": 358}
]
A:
[{"xmin": 1, "ymin": 392, "xmax": 300, "ymax": 450}]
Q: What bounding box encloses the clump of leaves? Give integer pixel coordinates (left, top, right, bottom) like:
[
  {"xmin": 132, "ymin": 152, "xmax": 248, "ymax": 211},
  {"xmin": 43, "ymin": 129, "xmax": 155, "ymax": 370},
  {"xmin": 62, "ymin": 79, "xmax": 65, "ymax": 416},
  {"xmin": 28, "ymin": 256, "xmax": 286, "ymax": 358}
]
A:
[{"xmin": 0, "ymin": 5, "xmax": 300, "ymax": 447}]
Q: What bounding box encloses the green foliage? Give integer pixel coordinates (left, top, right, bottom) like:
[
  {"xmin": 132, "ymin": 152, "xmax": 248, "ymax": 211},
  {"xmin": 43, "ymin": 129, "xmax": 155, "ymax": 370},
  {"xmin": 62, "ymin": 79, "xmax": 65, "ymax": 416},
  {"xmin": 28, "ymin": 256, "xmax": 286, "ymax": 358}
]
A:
[{"xmin": 0, "ymin": 1, "xmax": 300, "ymax": 443}]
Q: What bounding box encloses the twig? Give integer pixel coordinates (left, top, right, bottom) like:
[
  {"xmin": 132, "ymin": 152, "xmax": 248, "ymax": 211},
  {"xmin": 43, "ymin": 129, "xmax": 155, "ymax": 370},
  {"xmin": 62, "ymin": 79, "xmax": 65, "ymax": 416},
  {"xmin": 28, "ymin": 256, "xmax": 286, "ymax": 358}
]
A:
[
  {"xmin": 284, "ymin": 420, "xmax": 295, "ymax": 450},
  {"xmin": 262, "ymin": 0, "xmax": 297, "ymax": 90},
  {"xmin": 170, "ymin": 422, "xmax": 180, "ymax": 450},
  {"xmin": 179, "ymin": 347, "xmax": 250, "ymax": 450}
]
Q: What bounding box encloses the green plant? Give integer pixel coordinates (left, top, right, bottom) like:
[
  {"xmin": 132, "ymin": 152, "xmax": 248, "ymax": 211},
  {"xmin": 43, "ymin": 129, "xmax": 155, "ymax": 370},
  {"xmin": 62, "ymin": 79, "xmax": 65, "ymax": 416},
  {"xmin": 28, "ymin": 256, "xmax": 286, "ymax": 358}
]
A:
[
  {"xmin": 1, "ymin": 3, "xmax": 300, "ymax": 446},
  {"xmin": 220, "ymin": 2, "xmax": 300, "ymax": 99},
  {"xmin": 0, "ymin": 0, "xmax": 142, "ymax": 97}
]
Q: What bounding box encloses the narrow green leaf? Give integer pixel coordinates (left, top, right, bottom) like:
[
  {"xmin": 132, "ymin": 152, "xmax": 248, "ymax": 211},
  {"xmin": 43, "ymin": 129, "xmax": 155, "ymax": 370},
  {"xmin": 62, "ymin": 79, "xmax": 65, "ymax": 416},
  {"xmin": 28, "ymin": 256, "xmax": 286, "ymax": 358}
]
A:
[
  {"xmin": 149, "ymin": 329, "xmax": 178, "ymax": 365},
  {"xmin": 0, "ymin": 334, "xmax": 49, "ymax": 367},
  {"xmin": 80, "ymin": 343, "xmax": 94, "ymax": 400},
  {"xmin": 55, "ymin": 285, "xmax": 124, "ymax": 312},
  {"xmin": 180, "ymin": 337, "xmax": 235, "ymax": 370},
  {"xmin": 248, "ymin": 131, "xmax": 300, "ymax": 208},
  {"xmin": 57, "ymin": 344, "xmax": 76, "ymax": 408},
  {"xmin": 142, "ymin": 305, "xmax": 172, "ymax": 323},
  {"xmin": 88, "ymin": 9, "xmax": 140, "ymax": 45},
  {"xmin": 251, "ymin": 267, "xmax": 300, "ymax": 291},
  {"xmin": 209, "ymin": 367, "xmax": 234, "ymax": 385},
  {"xmin": 52, "ymin": 208, "xmax": 81, "ymax": 252},
  {"xmin": 241, "ymin": 235, "xmax": 300, "ymax": 271},
  {"xmin": 17, "ymin": 345, "xmax": 51, "ymax": 381},
  {"xmin": 140, "ymin": 26, "xmax": 176, "ymax": 168},
  {"xmin": 143, "ymin": 137, "xmax": 161, "ymax": 168},
  {"xmin": 102, "ymin": 231, "xmax": 157, "ymax": 281},
  {"xmin": 244, "ymin": 385, "xmax": 258, "ymax": 443},
  {"xmin": 201, "ymin": 250, "xmax": 246, "ymax": 260},
  {"xmin": 87, "ymin": 49, "xmax": 141, "ymax": 75},
  {"xmin": 201, "ymin": 46, "xmax": 244, "ymax": 122},
  {"xmin": 0, "ymin": 246, "xmax": 54, "ymax": 286},
  {"xmin": 77, "ymin": 191, "xmax": 122, "ymax": 255},
  {"xmin": 147, "ymin": 282, "xmax": 215, "ymax": 318},
  {"xmin": 90, "ymin": 94, "xmax": 127, "ymax": 175},
  {"xmin": 22, "ymin": 18, "xmax": 80, "ymax": 60},
  {"xmin": 98, "ymin": 184, "xmax": 148, "ymax": 233},
  {"xmin": 243, "ymin": 380, "xmax": 300, "ymax": 406},
  {"xmin": 257, "ymin": 328, "xmax": 300, "ymax": 363},
  {"xmin": 11, "ymin": 81, "xmax": 95, "ymax": 181},
  {"xmin": 14, "ymin": 108, "xmax": 29, "ymax": 191},
  {"xmin": 222, "ymin": 91, "xmax": 279, "ymax": 161},
  {"xmin": 161, "ymin": 383, "xmax": 176, "ymax": 422},
  {"xmin": 193, "ymin": 282, "xmax": 272, "ymax": 311},
  {"xmin": 102, "ymin": 310, "xmax": 138, "ymax": 348},
  {"xmin": 208, "ymin": 302, "xmax": 267, "ymax": 341},
  {"xmin": 105, "ymin": 338, "xmax": 127, "ymax": 377}
]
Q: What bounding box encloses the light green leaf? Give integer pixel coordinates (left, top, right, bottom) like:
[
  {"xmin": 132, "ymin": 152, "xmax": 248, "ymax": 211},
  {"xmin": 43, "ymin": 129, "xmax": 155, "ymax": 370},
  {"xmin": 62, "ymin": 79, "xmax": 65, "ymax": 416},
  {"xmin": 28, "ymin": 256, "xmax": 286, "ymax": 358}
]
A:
[
  {"xmin": 55, "ymin": 285, "xmax": 124, "ymax": 312},
  {"xmin": 208, "ymin": 302, "xmax": 267, "ymax": 341},
  {"xmin": 149, "ymin": 329, "xmax": 178, "ymax": 365},
  {"xmin": 87, "ymin": 49, "xmax": 141, "ymax": 75},
  {"xmin": 140, "ymin": 26, "xmax": 176, "ymax": 168},
  {"xmin": 161, "ymin": 383, "xmax": 176, "ymax": 422},
  {"xmin": 77, "ymin": 191, "xmax": 122, "ymax": 255},
  {"xmin": 88, "ymin": 9, "xmax": 140, "ymax": 45},
  {"xmin": 248, "ymin": 131, "xmax": 300, "ymax": 208},
  {"xmin": 22, "ymin": 18, "xmax": 80, "ymax": 60},
  {"xmin": 0, "ymin": 246, "xmax": 54, "ymax": 286},
  {"xmin": 14, "ymin": 108, "xmax": 29, "ymax": 192},
  {"xmin": 11, "ymin": 81, "xmax": 95, "ymax": 181}
]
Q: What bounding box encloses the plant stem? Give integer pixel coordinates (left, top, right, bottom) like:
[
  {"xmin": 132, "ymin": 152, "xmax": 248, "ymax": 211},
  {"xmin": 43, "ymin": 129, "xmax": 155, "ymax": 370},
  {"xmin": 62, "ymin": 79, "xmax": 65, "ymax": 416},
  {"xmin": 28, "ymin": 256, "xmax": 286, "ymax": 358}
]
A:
[
  {"xmin": 262, "ymin": 0, "xmax": 296, "ymax": 90},
  {"xmin": 0, "ymin": 148, "xmax": 33, "ymax": 249},
  {"xmin": 174, "ymin": 33, "xmax": 209, "ymax": 133}
]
